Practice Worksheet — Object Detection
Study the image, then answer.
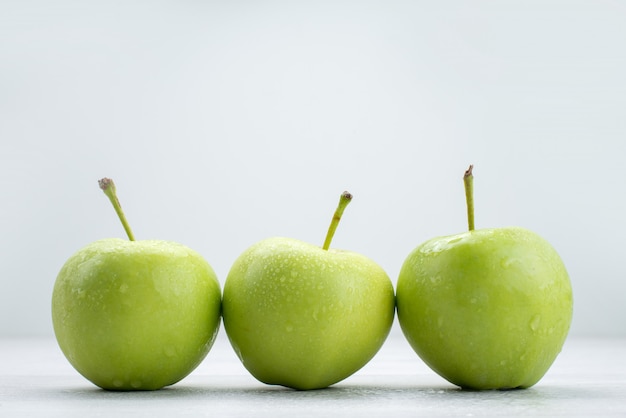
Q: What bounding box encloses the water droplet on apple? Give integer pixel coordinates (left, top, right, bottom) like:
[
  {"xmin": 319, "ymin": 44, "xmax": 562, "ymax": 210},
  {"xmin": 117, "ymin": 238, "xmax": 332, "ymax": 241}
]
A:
[
  {"xmin": 71, "ymin": 287, "xmax": 84, "ymax": 298},
  {"xmin": 113, "ymin": 379, "xmax": 124, "ymax": 388},
  {"xmin": 131, "ymin": 380, "xmax": 142, "ymax": 389},
  {"xmin": 119, "ymin": 283, "xmax": 129, "ymax": 293},
  {"xmin": 285, "ymin": 321, "xmax": 294, "ymax": 332},
  {"xmin": 530, "ymin": 314, "xmax": 541, "ymax": 332},
  {"xmin": 164, "ymin": 346, "xmax": 176, "ymax": 357}
]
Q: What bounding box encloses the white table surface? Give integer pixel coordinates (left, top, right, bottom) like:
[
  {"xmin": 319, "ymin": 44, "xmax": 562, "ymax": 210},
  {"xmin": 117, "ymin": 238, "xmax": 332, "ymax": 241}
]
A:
[{"xmin": 1, "ymin": 330, "xmax": 625, "ymax": 417}]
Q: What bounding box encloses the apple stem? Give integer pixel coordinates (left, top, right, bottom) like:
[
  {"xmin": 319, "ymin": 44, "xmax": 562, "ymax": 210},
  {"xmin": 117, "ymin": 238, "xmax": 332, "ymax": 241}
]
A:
[
  {"xmin": 463, "ymin": 165, "xmax": 475, "ymax": 231},
  {"xmin": 322, "ymin": 191, "xmax": 353, "ymax": 250},
  {"xmin": 98, "ymin": 178, "xmax": 136, "ymax": 241}
]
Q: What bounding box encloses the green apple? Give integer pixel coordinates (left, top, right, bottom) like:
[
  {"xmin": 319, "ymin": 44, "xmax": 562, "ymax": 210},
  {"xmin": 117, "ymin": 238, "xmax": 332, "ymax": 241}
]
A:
[
  {"xmin": 396, "ymin": 166, "xmax": 573, "ymax": 390},
  {"xmin": 222, "ymin": 192, "xmax": 395, "ymax": 390},
  {"xmin": 51, "ymin": 178, "xmax": 221, "ymax": 390}
]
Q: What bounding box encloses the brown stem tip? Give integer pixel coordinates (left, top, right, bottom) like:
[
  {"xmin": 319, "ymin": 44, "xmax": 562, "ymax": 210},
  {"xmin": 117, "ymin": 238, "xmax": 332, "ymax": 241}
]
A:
[
  {"xmin": 464, "ymin": 164, "xmax": 474, "ymax": 179},
  {"xmin": 98, "ymin": 178, "xmax": 114, "ymax": 191}
]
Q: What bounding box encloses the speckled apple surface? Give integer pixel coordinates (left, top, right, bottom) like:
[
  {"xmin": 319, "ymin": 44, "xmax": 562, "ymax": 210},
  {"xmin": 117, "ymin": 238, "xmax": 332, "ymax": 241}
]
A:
[
  {"xmin": 222, "ymin": 237, "xmax": 396, "ymax": 390},
  {"xmin": 396, "ymin": 227, "xmax": 573, "ymax": 390},
  {"xmin": 52, "ymin": 238, "xmax": 222, "ymax": 390}
]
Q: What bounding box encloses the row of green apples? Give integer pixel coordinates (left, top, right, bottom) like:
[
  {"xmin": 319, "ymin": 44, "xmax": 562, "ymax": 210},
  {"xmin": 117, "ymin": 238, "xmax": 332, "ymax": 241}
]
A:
[{"xmin": 51, "ymin": 166, "xmax": 573, "ymax": 392}]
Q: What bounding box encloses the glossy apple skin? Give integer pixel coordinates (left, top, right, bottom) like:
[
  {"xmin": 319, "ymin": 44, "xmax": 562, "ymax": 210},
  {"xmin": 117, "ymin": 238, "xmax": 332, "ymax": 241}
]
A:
[
  {"xmin": 396, "ymin": 227, "xmax": 573, "ymax": 390},
  {"xmin": 222, "ymin": 237, "xmax": 395, "ymax": 390},
  {"xmin": 52, "ymin": 239, "xmax": 222, "ymax": 390}
]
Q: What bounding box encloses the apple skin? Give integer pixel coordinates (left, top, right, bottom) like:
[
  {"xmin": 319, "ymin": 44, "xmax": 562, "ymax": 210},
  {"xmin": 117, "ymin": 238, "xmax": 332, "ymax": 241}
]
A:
[
  {"xmin": 52, "ymin": 238, "xmax": 222, "ymax": 390},
  {"xmin": 396, "ymin": 227, "xmax": 573, "ymax": 390},
  {"xmin": 222, "ymin": 237, "xmax": 395, "ymax": 390}
]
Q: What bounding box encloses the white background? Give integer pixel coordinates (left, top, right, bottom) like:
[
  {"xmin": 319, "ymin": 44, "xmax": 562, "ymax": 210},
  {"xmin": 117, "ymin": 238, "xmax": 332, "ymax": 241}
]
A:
[{"xmin": 1, "ymin": 0, "xmax": 624, "ymax": 337}]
